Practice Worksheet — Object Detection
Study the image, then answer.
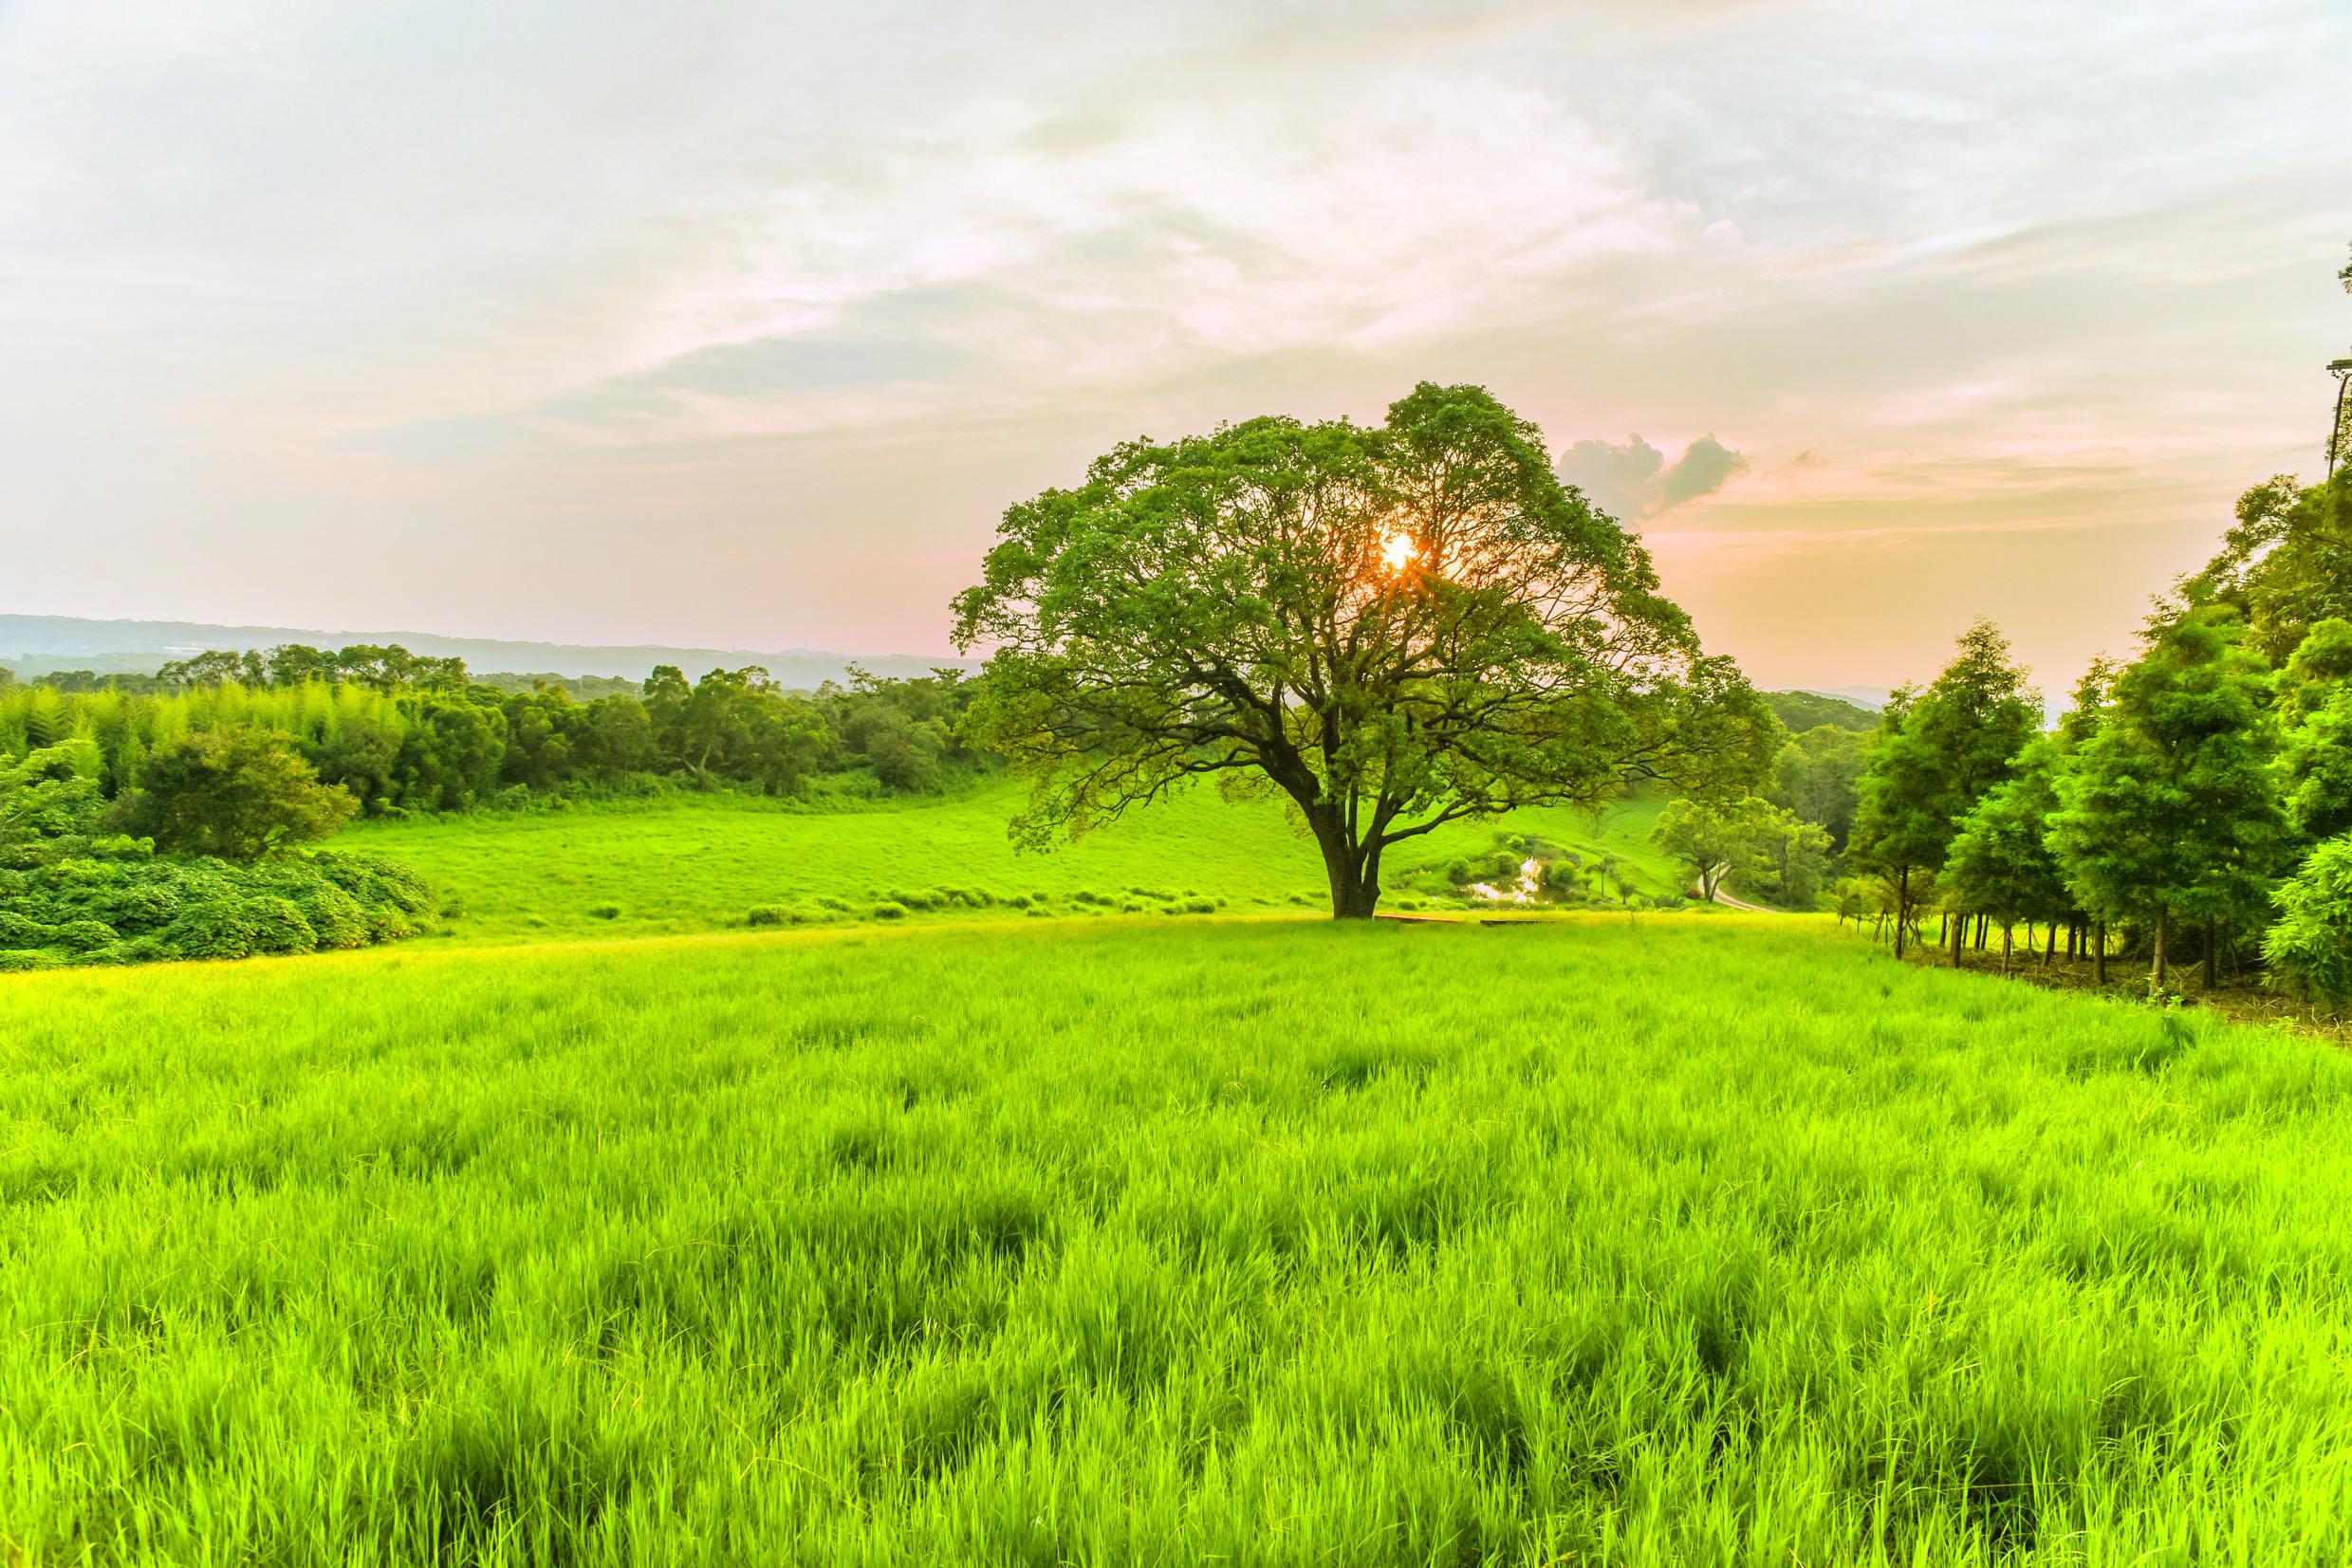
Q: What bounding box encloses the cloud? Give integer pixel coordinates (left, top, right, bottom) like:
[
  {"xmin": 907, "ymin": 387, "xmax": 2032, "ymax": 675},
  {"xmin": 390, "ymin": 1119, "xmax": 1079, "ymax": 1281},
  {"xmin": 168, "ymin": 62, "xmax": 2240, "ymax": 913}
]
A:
[{"xmin": 1557, "ymin": 434, "xmax": 1749, "ymax": 521}]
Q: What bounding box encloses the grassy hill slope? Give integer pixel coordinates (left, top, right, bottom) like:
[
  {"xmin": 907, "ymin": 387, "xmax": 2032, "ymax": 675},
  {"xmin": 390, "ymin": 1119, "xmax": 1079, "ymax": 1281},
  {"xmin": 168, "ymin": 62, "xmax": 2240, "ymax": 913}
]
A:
[
  {"xmin": 4, "ymin": 916, "xmax": 2347, "ymax": 1562},
  {"xmin": 343, "ymin": 782, "xmax": 1683, "ymax": 944}
]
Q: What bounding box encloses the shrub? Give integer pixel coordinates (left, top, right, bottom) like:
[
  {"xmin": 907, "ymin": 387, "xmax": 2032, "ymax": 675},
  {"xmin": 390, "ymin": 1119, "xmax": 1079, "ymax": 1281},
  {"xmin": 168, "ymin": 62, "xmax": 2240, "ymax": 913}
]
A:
[
  {"xmin": 2266, "ymin": 836, "xmax": 2352, "ymax": 1009},
  {"xmin": 0, "ymin": 911, "xmax": 51, "ymax": 945},
  {"xmin": 52, "ymin": 919, "xmax": 118, "ymax": 954},
  {"xmin": 162, "ymin": 899, "xmax": 264, "ymax": 961},
  {"xmin": 588, "ymin": 904, "xmax": 622, "ymax": 920},
  {"xmin": 1182, "ymin": 898, "xmax": 1216, "ymax": 914},
  {"xmin": 747, "ymin": 905, "xmax": 801, "ymax": 927},
  {"xmin": 815, "ymin": 895, "xmax": 850, "ymax": 913},
  {"xmin": 0, "ymin": 848, "xmax": 432, "ymax": 968},
  {"xmin": 870, "ymin": 901, "xmax": 910, "ymax": 921},
  {"xmin": 247, "ymin": 897, "xmax": 321, "ymax": 956},
  {"xmin": 293, "ymin": 883, "xmax": 371, "ymax": 949}
]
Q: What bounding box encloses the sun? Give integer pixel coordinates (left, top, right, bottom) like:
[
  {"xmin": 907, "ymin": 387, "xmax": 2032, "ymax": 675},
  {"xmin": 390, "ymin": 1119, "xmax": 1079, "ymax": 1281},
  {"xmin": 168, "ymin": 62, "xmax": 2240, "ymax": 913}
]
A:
[{"xmin": 1380, "ymin": 531, "xmax": 1418, "ymax": 573}]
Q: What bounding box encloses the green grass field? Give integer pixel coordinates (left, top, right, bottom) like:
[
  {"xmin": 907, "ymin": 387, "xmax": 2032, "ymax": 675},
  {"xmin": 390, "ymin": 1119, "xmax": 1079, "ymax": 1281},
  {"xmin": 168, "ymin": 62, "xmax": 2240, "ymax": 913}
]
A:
[
  {"xmin": 6, "ymin": 914, "xmax": 2349, "ymax": 1564},
  {"xmin": 341, "ymin": 782, "xmax": 1683, "ymax": 944}
]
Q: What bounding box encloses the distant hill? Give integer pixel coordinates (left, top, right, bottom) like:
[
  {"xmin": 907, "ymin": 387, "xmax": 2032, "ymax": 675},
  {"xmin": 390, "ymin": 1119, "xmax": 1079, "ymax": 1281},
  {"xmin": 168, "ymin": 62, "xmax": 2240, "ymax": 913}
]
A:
[
  {"xmin": 1798, "ymin": 686, "xmax": 1889, "ymax": 711},
  {"xmin": 0, "ymin": 614, "xmax": 973, "ymax": 689},
  {"xmin": 1764, "ymin": 690, "xmax": 1881, "ymax": 731}
]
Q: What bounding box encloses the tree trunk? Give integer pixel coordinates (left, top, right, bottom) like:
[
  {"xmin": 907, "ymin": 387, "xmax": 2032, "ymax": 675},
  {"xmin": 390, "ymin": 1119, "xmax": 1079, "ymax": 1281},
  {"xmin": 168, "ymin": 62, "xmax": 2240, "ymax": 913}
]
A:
[
  {"xmin": 2203, "ymin": 919, "xmax": 2217, "ymax": 990},
  {"xmin": 1312, "ymin": 815, "xmax": 1380, "ymax": 919},
  {"xmin": 2093, "ymin": 921, "xmax": 2107, "ymax": 986},
  {"xmin": 2151, "ymin": 909, "xmax": 2168, "ymax": 994},
  {"xmin": 1951, "ymin": 905, "xmax": 1966, "ymax": 968},
  {"xmin": 1894, "ymin": 869, "xmax": 1911, "ymax": 960},
  {"xmin": 2001, "ymin": 923, "xmax": 2012, "ymax": 974},
  {"xmin": 2042, "ymin": 921, "xmax": 2054, "ymax": 967}
]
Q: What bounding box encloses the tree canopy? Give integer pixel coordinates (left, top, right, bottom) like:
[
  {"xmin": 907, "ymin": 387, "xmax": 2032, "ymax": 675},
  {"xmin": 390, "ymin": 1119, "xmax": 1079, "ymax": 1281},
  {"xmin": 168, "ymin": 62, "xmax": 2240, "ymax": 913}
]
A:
[
  {"xmin": 115, "ymin": 728, "xmax": 359, "ymax": 861},
  {"xmin": 952, "ymin": 382, "xmax": 1774, "ymax": 916},
  {"xmin": 2048, "ymin": 606, "xmax": 2287, "ymax": 990}
]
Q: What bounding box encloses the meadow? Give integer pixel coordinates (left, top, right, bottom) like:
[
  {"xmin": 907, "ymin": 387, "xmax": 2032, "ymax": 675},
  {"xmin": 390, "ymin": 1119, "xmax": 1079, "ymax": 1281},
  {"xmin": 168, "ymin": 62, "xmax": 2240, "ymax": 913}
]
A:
[
  {"xmin": 342, "ymin": 782, "xmax": 1682, "ymax": 944},
  {"xmin": 5, "ymin": 914, "xmax": 2349, "ymax": 1564}
]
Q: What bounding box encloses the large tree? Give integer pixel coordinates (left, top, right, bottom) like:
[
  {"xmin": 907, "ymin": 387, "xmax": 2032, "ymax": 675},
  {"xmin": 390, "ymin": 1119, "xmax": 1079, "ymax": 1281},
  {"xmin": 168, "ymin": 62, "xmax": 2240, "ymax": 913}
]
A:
[
  {"xmin": 2275, "ymin": 618, "xmax": 2352, "ymax": 843},
  {"xmin": 951, "ymin": 383, "xmax": 1775, "ymax": 917},
  {"xmin": 2049, "ymin": 606, "xmax": 2287, "ymax": 992},
  {"xmin": 2179, "ymin": 471, "xmax": 2351, "ymax": 664}
]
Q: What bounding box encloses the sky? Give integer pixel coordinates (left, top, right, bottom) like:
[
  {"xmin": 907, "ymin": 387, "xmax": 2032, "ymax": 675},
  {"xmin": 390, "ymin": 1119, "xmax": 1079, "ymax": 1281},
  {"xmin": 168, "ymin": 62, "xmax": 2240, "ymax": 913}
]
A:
[{"xmin": 1, "ymin": 0, "xmax": 2345, "ymax": 692}]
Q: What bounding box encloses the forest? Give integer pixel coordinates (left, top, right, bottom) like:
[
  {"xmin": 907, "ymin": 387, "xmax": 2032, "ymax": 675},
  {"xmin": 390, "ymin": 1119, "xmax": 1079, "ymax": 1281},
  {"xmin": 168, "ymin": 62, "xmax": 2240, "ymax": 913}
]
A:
[
  {"xmin": 1835, "ymin": 463, "xmax": 2352, "ymax": 1012},
  {"xmin": 0, "ymin": 660, "xmax": 984, "ymax": 967}
]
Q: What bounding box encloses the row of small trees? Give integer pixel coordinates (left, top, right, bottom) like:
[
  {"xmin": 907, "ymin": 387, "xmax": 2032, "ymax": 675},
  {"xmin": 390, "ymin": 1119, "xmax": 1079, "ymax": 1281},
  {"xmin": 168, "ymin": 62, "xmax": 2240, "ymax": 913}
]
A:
[
  {"xmin": 1848, "ymin": 463, "xmax": 2352, "ymax": 1008},
  {"xmin": 0, "ymin": 655, "xmax": 987, "ymax": 815}
]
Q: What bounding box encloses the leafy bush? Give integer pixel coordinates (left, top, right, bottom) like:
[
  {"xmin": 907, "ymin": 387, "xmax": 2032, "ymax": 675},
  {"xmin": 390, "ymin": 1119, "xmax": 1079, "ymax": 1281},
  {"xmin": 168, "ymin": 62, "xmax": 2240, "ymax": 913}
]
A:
[
  {"xmin": 2265, "ymin": 836, "xmax": 2352, "ymax": 1010},
  {"xmin": 870, "ymin": 901, "xmax": 910, "ymax": 921},
  {"xmin": 587, "ymin": 904, "xmax": 622, "ymax": 920},
  {"xmin": 747, "ymin": 905, "xmax": 801, "ymax": 927},
  {"xmin": 160, "ymin": 898, "xmax": 265, "ymax": 961},
  {"xmin": 246, "ymin": 897, "xmax": 321, "ymax": 956},
  {"xmin": 0, "ymin": 848, "xmax": 432, "ymax": 969},
  {"xmin": 289, "ymin": 882, "xmax": 371, "ymax": 950}
]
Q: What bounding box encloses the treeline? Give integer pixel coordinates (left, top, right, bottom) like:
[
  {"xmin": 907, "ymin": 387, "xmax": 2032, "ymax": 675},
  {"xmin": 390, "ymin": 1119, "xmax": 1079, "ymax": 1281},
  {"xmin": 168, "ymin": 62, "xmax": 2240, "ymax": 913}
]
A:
[
  {"xmin": 1844, "ymin": 460, "xmax": 2352, "ymax": 1011},
  {"xmin": 0, "ymin": 650, "xmax": 990, "ymax": 814}
]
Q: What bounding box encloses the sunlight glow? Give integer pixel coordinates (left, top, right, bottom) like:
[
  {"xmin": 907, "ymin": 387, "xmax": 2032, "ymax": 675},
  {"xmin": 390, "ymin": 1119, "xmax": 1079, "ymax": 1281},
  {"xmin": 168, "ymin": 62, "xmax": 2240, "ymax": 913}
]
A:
[{"xmin": 1380, "ymin": 531, "xmax": 1419, "ymax": 573}]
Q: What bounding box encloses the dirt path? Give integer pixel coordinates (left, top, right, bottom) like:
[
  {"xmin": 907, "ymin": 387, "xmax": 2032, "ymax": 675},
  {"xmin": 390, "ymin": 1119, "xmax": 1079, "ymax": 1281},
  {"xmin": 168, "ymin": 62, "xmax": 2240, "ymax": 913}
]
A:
[{"xmin": 1708, "ymin": 884, "xmax": 1774, "ymax": 913}]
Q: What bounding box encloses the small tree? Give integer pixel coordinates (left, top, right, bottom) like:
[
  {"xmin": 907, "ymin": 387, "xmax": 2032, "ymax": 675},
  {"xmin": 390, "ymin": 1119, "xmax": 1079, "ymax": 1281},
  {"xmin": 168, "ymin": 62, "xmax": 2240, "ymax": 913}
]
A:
[
  {"xmin": 1746, "ymin": 803, "xmax": 1833, "ymax": 908},
  {"xmin": 1849, "ymin": 621, "xmax": 2038, "ymax": 958},
  {"xmin": 1945, "ymin": 738, "xmax": 2073, "ymax": 971},
  {"xmin": 1651, "ymin": 795, "xmax": 1822, "ymax": 905},
  {"xmin": 953, "ymin": 383, "xmax": 1775, "ymax": 918},
  {"xmin": 0, "ymin": 741, "xmax": 109, "ymax": 869},
  {"xmin": 1651, "ymin": 797, "xmax": 1759, "ymax": 904},
  {"xmin": 117, "ymin": 728, "xmax": 358, "ymax": 860},
  {"xmin": 2265, "ymin": 835, "xmax": 2352, "ymax": 1012}
]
